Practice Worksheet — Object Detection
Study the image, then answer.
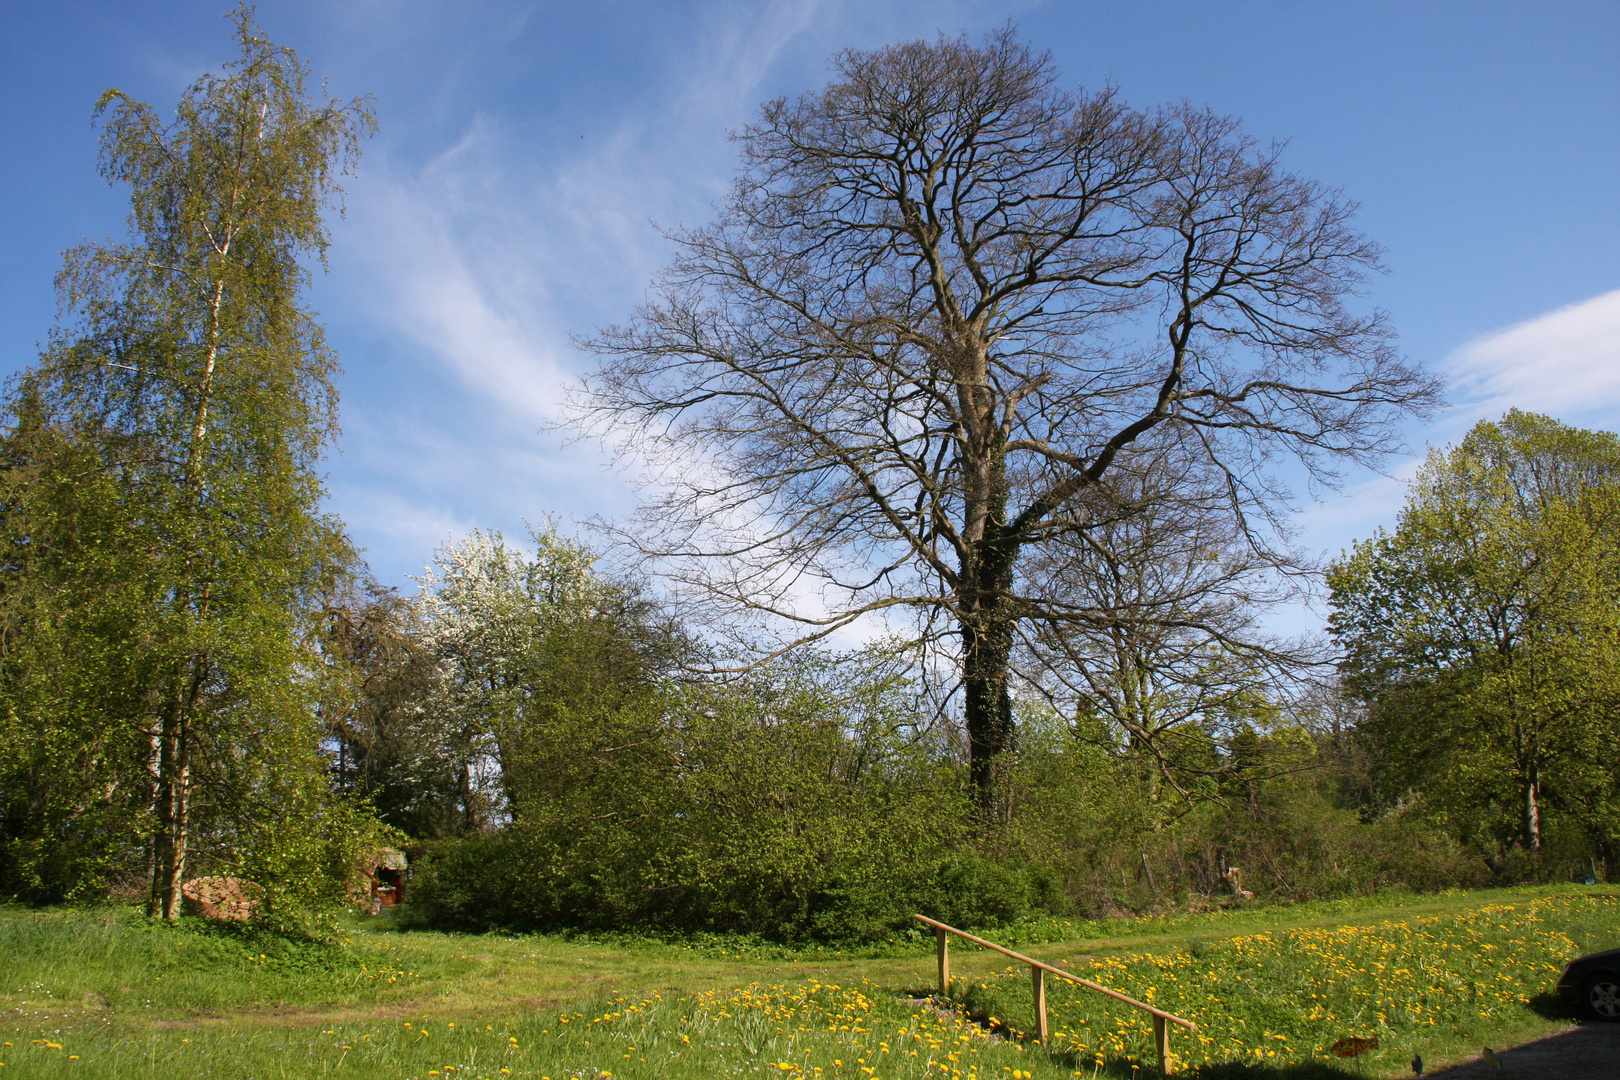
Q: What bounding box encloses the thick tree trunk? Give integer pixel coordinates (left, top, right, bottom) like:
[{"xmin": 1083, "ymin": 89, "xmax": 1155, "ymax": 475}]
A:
[
  {"xmin": 961, "ymin": 612, "xmax": 1015, "ymax": 809},
  {"xmin": 960, "ymin": 520, "xmax": 1019, "ymax": 817},
  {"xmin": 953, "ymin": 327, "xmax": 1024, "ymax": 815}
]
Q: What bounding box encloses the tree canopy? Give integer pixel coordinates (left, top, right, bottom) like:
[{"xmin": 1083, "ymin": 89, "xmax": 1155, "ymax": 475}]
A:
[
  {"xmin": 0, "ymin": 6, "xmax": 378, "ymax": 914},
  {"xmin": 582, "ymin": 27, "xmax": 1438, "ymax": 802},
  {"xmin": 9, "ymin": 13, "xmax": 1609, "ymax": 934},
  {"xmin": 1329, "ymin": 411, "xmax": 1620, "ymax": 861}
]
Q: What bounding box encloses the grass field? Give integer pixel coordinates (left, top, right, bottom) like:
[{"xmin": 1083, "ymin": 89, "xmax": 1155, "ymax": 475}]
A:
[{"xmin": 1, "ymin": 884, "xmax": 1614, "ymax": 1079}]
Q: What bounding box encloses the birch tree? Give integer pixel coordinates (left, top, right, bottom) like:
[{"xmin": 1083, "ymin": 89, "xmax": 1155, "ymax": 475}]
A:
[
  {"xmin": 581, "ymin": 28, "xmax": 1438, "ymax": 806},
  {"xmin": 1, "ymin": 7, "xmax": 374, "ymax": 916}
]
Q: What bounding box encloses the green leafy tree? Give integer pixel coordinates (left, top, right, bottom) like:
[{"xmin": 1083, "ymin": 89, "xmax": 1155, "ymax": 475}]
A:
[
  {"xmin": 1328, "ymin": 412, "xmax": 1620, "ymax": 861},
  {"xmin": 0, "ymin": 7, "xmax": 376, "ymax": 915},
  {"xmin": 405, "ymin": 643, "xmax": 986, "ymax": 939},
  {"xmin": 0, "ymin": 395, "xmax": 162, "ymax": 901},
  {"xmin": 317, "ymin": 575, "xmax": 459, "ymax": 838},
  {"xmin": 413, "ymin": 526, "xmax": 681, "ymax": 825},
  {"xmin": 1021, "ymin": 469, "xmax": 1304, "ymax": 805}
]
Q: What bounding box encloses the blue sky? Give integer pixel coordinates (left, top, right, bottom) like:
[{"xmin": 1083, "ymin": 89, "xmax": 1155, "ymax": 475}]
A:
[{"xmin": 3, "ymin": 1, "xmax": 1618, "ymax": 626}]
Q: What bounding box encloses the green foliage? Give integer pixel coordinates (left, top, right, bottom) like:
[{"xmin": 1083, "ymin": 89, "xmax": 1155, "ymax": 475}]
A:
[
  {"xmin": 403, "ymin": 644, "xmax": 1057, "ymax": 940},
  {"xmin": 0, "ymin": 6, "xmax": 379, "ymax": 912},
  {"xmin": 318, "ymin": 576, "xmax": 464, "ymax": 838},
  {"xmin": 0, "ymin": 412, "xmax": 160, "ymax": 901},
  {"xmin": 383, "ymin": 525, "xmax": 683, "ymax": 835},
  {"xmin": 1329, "ymin": 411, "xmax": 1620, "ymax": 864},
  {"xmin": 399, "ymin": 627, "xmax": 1522, "ymax": 936},
  {"xmin": 995, "ymin": 699, "xmax": 1493, "ymax": 913}
]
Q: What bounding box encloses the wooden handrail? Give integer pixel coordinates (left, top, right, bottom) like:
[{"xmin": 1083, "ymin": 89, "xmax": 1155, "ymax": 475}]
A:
[
  {"xmin": 914, "ymin": 914, "xmax": 1196, "ymax": 1076},
  {"xmin": 913, "ymin": 914, "xmax": 1196, "ymax": 1029}
]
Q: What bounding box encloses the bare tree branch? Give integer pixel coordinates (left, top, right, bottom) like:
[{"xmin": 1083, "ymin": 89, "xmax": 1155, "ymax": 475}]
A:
[{"xmin": 574, "ymin": 27, "xmax": 1439, "ymax": 807}]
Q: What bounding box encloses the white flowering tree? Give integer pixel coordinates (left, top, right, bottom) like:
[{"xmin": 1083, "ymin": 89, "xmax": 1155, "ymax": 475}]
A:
[{"xmin": 413, "ymin": 525, "xmax": 672, "ymax": 823}]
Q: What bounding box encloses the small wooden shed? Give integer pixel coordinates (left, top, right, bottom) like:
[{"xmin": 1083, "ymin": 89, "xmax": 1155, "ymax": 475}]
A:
[{"xmin": 359, "ymin": 847, "xmax": 409, "ymax": 913}]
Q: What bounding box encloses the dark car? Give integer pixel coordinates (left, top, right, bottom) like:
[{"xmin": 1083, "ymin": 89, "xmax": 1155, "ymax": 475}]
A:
[{"xmin": 1558, "ymin": 947, "xmax": 1620, "ymax": 1021}]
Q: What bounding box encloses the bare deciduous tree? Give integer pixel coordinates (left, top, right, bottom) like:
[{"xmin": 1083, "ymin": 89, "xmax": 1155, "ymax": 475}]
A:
[
  {"xmin": 1020, "ymin": 450, "xmax": 1301, "ymax": 800},
  {"xmin": 579, "ymin": 27, "xmax": 1438, "ymax": 805}
]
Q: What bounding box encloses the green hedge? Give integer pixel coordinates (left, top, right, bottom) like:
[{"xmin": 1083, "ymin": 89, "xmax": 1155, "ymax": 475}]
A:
[{"xmin": 402, "ymin": 827, "xmax": 1051, "ymax": 941}]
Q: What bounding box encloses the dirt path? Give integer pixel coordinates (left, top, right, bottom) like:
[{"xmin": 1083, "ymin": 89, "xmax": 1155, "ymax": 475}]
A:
[{"xmin": 1424, "ymin": 1021, "xmax": 1620, "ymax": 1078}]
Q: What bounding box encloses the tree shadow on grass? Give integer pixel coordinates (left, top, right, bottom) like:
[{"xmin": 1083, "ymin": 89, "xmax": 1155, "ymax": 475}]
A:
[
  {"xmin": 900, "ymin": 987, "xmax": 1365, "ymax": 1079},
  {"xmin": 1185, "ymin": 1065, "xmax": 1368, "ymax": 1079},
  {"xmin": 1044, "ymin": 1047, "xmax": 1363, "ymax": 1078}
]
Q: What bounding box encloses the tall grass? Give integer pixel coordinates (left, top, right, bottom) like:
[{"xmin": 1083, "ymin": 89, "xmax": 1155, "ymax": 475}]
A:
[{"xmin": 0, "ymin": 907, "xmax": 464, "ymax": 1013}]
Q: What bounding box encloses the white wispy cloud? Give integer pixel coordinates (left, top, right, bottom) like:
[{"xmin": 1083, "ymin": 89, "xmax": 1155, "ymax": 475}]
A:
[
  {"xmin": 350, "ymin": 169, "xmax": 574, "ymax": 425},
  {"xmin": 320, "ymin": 0, "xmax": 1086, "ymax": 589},
  {"xmin": 1294, "ymin": 286, "xmax": 1620, "ymax": 569},
  {"xmin": 1443, "ymin": 287, "xmax": 1620, "ymax": 424},
  {"xmin": 337, "ymin": 2, "xmax": 841, "ymax": 425}
]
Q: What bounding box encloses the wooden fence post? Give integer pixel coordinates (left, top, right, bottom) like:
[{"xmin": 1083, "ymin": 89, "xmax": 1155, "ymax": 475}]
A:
[
  {"xmin": 1031, "ymin": 964, "xmax": 1048, "ymax": 1044},
  {"xmin": 1154, "ymin": 1013, "xmax": 1172, "ymax": 1075},
  {"xmin": 913, "ymin": 914, "xmax": 1194, "ymax": 1074}
]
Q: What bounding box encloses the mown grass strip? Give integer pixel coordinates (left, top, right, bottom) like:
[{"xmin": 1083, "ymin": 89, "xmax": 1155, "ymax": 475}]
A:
[{"xmin": 3, "ymin": 886, "xmax": 1615, "ymax": 1078}]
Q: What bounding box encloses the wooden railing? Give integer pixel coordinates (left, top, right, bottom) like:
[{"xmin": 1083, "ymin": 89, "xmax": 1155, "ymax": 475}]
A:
[{"xmin": 914, "ymin": 914, "xmax": 1197, "ymax": 1076}]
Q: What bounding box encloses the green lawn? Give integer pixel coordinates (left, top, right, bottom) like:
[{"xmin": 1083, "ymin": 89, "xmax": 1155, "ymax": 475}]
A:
[{"xmin": 1, "ymin": 884, "xmax": 1614, "ymax": 1079}]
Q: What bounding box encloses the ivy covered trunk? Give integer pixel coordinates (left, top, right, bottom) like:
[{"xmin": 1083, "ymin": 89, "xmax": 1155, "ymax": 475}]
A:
[{"xmin": 958, "ymin": 415, "xmax": 1019, "ymax": 815}]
